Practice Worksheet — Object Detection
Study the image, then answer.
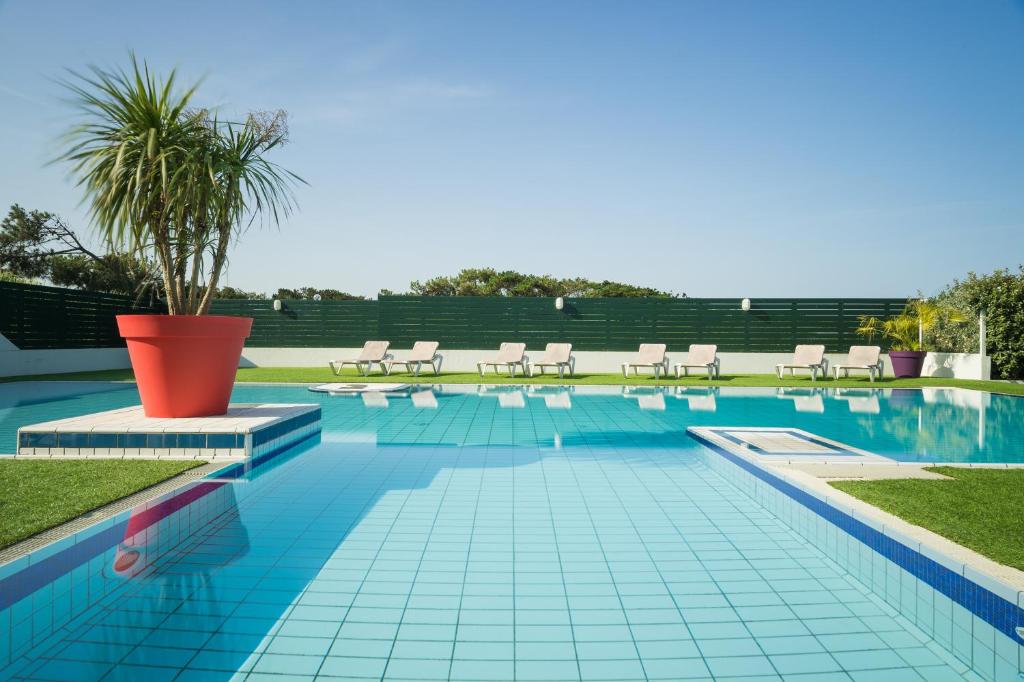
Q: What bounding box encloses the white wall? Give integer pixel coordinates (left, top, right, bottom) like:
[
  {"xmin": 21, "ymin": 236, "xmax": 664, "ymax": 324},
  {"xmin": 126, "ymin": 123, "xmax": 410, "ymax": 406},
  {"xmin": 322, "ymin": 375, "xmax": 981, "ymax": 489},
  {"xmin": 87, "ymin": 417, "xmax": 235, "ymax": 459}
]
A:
[
  {"xmin": 0, "ymin": 348, "xmax": 131, "ymax": 378},
  {"xmin": 921, "ymin": 352, "xmax": 991, "ymax": 381},
  {"xmin": 0, "ymin": 345, "xmax": 991, "ymax": 381},
  {"xmin": 239, "ymin": 347, "xmax": 992, "ymax": 380}
]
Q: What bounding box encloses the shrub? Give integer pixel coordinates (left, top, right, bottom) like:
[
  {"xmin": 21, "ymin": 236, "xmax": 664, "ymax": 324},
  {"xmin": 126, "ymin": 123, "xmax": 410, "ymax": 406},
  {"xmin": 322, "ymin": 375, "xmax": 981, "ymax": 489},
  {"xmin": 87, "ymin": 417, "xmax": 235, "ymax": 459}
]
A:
[{"xmin": 929, "ymin": 267, "xmax": 1024, "ymax": 379}]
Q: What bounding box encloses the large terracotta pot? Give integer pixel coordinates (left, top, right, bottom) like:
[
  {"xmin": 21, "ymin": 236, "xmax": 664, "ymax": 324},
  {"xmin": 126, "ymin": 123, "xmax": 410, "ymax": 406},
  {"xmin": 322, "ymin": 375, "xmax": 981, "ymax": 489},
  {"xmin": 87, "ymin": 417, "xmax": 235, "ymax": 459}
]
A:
[
  {"xmin": 117, "ymin": 315, "xmax": 252, "ymax": 417},
  {"xmin": 888, "ymin": 350, "xmax": 927, "ymax": 379}
]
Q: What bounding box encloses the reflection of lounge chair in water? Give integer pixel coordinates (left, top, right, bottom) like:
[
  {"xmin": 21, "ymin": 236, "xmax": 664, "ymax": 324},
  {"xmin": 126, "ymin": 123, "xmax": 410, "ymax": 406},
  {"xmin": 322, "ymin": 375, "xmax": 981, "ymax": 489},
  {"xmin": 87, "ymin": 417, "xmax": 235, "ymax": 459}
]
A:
[
  {"xmin": 498, "ymin": 392, "xmax": 526, "ymax": 408},
  {"xmin": 777, "ymin": 388, "xmax": 825, "ymax": 413},
  {"xmin": 833, "ymin": 388, "xmax": 880, "ymax": 414},
  {"xmin": 478, "ymin": 385, "xmax": 527, "ymax": 408},
  {"xmin": 527, "ymin": 386, "xmax": 573, "ymax": 409},
  {"xmin": 674, "ymin": 387, "xmax": 717, "ymax": 412},
  {"xmin": 361, "ymin": 392, "xmax": 389, "ymax": 408},
  {"xmin": 623, "ymin": 387, "xmax": 667, "ymax": 411},
  {"xmin": 411, "ymin": 389, "xmax": 439, "ymax": 409}
]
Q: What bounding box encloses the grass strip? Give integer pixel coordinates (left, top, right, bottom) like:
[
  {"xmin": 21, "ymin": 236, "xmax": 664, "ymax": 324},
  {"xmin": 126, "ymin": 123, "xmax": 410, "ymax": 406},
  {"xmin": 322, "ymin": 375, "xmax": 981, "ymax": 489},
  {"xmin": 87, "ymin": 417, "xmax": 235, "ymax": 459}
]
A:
[
  {"xmin": 0, "ymin": 459, "xmax": 202, "ymax": 549},
  {"xmin": 830, "ymin": 467, "xmax": 1024, "ymax": 571},
  {"xmin": 3, "ymin": 367, "xmax": 1023, "ymax": 396}
]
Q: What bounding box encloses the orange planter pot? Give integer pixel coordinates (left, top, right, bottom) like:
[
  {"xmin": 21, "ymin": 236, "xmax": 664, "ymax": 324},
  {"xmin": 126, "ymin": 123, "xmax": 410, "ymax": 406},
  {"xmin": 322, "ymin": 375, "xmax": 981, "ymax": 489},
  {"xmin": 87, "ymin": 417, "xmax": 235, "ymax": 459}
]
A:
[{"xmin": 117, "ymin": 315, "xmax": 253, "ymax": 418}]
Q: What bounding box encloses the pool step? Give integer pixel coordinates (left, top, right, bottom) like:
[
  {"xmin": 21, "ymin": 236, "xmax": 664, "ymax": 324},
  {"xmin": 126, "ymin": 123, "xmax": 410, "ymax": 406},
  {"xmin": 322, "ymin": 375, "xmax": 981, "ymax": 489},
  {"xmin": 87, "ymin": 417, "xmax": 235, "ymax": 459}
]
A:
[{"xmin": 687, "ymin": 426, "xmax": 892, "ymax": 464}]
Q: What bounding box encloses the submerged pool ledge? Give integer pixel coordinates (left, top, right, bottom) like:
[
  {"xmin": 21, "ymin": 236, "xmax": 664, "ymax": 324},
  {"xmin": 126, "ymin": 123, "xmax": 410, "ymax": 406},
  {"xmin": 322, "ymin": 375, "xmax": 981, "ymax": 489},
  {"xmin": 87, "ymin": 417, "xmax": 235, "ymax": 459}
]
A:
[
  {"xmin": 15, "ymin": 403, "xmax": 321, "ymax": 461},
  {"xmin": 689, "ymin": 427, "xmax": 1024, "ymax": 679}
]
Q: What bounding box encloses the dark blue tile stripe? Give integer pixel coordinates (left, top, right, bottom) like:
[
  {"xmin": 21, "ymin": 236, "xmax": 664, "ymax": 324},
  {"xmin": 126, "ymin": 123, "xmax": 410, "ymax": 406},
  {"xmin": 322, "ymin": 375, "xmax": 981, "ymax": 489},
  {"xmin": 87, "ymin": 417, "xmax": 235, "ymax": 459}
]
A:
[
  {"xmin": 690, "ymin": 432, "xmax": 1024, "ymax": 645},
  {"xmin": 250, "ymin": 408, "xmax": 321, "ymax": 447}
]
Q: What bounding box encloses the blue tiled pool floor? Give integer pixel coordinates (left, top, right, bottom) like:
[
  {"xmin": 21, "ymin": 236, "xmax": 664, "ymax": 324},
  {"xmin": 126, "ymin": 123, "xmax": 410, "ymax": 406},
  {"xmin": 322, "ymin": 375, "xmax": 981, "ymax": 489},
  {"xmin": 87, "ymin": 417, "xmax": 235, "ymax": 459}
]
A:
[{"xmin": 5, "ymin": 439, "xmax": 972, "ymax": 680}]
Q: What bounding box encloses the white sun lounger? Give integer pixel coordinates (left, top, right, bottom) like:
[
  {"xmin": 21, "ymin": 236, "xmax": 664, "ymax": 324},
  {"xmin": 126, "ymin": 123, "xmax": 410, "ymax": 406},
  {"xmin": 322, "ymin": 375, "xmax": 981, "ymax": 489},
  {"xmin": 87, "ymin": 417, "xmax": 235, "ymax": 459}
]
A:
[
  {"xmin": 832, "ymin": 345, "xmax": 883, "ymax": 382},
  {"xmin": 386, "ymin": 341, "xmax": 443, "ymax": 376},
  {"xmin": 330, "ymin": 341, "xmax": 391, "ymax": 376},
  {"xmin": 776, "ymin": 345, "xmax": 828, "ymax": 382},
  {"xmin": 673, "ymin": 344, "xmax": 720, "ymax": 379},
  {"xmin": 621, "ymin": 344, "xmax": 669, "ymax": 378},
  {"xmin": 528, "ymin": 343, "xmax": 575, "ymax": 378},
  {"xmin": 477, "ymin": 342, "xmax": 528, "ymax": 377}
]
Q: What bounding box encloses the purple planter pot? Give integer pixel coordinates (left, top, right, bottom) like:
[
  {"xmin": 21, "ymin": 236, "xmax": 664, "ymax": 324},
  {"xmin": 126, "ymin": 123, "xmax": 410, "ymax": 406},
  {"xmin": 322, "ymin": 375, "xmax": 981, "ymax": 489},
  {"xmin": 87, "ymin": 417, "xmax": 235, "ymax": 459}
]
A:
[{"xmin": 888, "ymin": 350, "xmax": 927, "ymax": 378}]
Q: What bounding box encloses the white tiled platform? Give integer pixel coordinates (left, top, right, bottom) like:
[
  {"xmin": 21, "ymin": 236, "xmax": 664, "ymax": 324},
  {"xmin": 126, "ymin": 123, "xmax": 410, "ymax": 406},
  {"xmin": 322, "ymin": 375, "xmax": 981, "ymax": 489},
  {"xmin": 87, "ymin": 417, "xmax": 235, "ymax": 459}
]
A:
[
  {"xmin": 687, "ymin": 426, "xmax": 892, "ymax": 464},
  {"xmin": 16, "ymin": 403, "xmax": 320, "ymax": 461}
]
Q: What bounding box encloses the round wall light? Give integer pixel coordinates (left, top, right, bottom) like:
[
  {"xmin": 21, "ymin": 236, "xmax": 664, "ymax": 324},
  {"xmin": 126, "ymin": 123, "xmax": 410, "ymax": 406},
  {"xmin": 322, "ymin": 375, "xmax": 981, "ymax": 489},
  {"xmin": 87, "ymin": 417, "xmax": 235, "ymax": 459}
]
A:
[
  {"xmin": 313, "ymin": 293, "xmax": 322, "ymax": 302},
  {"xmin": 741, "ymin": 298, "xmax": 751, "ymax": 312},
  {"xmin": 555, "ymin": 297, "xmax": 565, "ymax": 311},
  {"xmin": 273, "ymin": 299, "xmax": 282, "ymax": 312}
]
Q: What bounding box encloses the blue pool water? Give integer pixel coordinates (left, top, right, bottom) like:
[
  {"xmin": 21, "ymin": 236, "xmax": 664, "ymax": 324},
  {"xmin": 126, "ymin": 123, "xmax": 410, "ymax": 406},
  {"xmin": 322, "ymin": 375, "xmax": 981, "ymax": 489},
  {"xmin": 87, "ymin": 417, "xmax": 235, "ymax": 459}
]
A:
[
  {"xmin": 2, "ymin": 383, "xmax": 1022, "ymax": 463},
  {"xmin": 1, "ymin": 382, "xmax": 1021, "ymax": 681}
]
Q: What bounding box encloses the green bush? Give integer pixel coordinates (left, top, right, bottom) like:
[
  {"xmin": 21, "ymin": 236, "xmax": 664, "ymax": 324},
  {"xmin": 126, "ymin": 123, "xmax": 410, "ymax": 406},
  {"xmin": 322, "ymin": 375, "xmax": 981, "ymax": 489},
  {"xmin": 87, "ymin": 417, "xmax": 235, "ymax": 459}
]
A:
[{"xmin": 929, "ymin": 267, "xmax": 1024, "ymax": 379}]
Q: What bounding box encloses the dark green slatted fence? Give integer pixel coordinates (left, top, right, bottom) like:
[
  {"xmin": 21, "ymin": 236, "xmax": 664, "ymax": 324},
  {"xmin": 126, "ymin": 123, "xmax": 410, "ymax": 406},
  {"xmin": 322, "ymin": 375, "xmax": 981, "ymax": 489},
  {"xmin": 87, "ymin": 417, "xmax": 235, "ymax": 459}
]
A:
[
  {"xmin": 213, "ymin": 296, "xmax": 907, "ymax": 352},
  {"xmin": 0, "ymin": 281, "xmax": 905, "ymax": 352},
  {"xmin": 0, "ymin": 281, "xmax": 163, "ymax": 349}
]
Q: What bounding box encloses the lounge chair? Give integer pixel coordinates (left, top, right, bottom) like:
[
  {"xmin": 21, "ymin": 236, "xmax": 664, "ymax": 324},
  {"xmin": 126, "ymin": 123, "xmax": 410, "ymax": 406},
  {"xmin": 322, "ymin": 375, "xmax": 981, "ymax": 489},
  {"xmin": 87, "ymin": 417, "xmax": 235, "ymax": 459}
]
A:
[
  {"xmin": 621, "ymin": 344, "xmax": 669, "ymax": 378},
  {"xmin": 775, "ymin": 345, "xmax": 828, "ymax": 382},
  {"xmin": 673, "ymin": 344, "xmax": 720, "ymax": 379},
  {"xmin": 832, "ymin": 345, "xmax": 883, "ymax": 382},
  {"xmin": 330, "ymin": 341, "xmax": 391, "ymax": 376},
  {"xmin": 386, "ymin": 341, "xmax": 443, "ymax": 377},
  {"xmin": 528, "ymin": 343, "xmax": 575, "ymax": 378},
  {"xmin": 477, "ymin": 343, "xmax": 528, "ymax": 377}
]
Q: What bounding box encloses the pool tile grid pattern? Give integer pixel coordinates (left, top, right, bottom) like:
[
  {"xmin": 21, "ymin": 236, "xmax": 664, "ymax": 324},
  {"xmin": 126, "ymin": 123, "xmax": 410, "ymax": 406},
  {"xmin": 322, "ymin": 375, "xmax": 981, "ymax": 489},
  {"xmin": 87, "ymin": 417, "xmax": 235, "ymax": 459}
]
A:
[
  {"xmin": 3, "ymin": 399, "xmax": 977, "ymax": 681},
  {"xmin": 693, "ymin": 432, "xmax": 1024, "ymax": 680}
]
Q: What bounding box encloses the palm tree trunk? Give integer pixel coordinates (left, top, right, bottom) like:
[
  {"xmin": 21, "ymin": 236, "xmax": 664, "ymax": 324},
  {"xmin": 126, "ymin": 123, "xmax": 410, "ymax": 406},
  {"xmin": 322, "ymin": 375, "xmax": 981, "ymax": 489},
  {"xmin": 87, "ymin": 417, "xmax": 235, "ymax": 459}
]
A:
[{"xmin": 196, "ymin": 222, "xmax": 231, "ymax": 315}]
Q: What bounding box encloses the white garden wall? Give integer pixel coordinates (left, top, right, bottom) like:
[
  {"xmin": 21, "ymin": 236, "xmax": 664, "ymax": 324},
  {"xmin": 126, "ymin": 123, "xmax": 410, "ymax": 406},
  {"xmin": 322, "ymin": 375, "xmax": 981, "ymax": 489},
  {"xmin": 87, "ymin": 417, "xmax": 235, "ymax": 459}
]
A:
[
  {"xmin": 0, "ymin": 344, "xmax": 992, "ymax": 381},
  {"xmin": 238, "ymin": 347, "xmax": 993, "ymax": 380},
  {"xmin": 0, "ymin": 348, "xmax": 131, "ymax": 378}
]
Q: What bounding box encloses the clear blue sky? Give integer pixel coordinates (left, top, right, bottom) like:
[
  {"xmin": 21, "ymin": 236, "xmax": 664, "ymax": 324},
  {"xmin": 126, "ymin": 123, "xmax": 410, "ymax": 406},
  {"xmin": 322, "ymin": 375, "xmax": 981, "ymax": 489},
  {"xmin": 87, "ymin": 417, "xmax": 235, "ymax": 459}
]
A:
[{"xmin": 1, "ymin": 1, "xmax": 1022, "ymax": 298}]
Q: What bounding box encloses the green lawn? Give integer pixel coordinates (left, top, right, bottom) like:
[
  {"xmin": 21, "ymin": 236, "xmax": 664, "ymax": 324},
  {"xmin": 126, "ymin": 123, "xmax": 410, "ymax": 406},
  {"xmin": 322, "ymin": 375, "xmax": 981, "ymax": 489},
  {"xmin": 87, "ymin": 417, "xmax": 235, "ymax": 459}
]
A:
[
  {"xmin": 4, "ymin": 366, "xmax": 1023, "ymax": 395},
  {"xmin": 0, "ymin": 459, "xmax": 202, "ymax": 550},
  {"xmin": 830, "ymin": 467, "xmax": 1024, "ymax": 571}
]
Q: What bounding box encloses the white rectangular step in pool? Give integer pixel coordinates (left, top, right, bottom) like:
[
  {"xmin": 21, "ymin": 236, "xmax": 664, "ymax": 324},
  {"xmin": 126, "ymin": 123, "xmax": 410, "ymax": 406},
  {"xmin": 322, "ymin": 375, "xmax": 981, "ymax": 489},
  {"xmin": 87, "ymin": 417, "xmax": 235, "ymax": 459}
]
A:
[
  {"xmin": 16, "ymin": 403, "xmax": 320, "ymax": 461},
  {"xmin": 687, "ymin": 426, "xmax": 892, "ymax": 464}
]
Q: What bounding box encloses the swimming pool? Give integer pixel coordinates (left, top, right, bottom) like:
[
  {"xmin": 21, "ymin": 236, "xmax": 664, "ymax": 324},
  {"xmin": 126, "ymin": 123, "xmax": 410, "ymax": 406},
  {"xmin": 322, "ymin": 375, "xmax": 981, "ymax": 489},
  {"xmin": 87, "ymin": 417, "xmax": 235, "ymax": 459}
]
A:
[
  {"xmin": 2, "ymin": 383, "xmax": 1022, "ymax": 463},
  {"xmin": 1, "ymin": 382, "xmax": 1022, "ymax": 681}
]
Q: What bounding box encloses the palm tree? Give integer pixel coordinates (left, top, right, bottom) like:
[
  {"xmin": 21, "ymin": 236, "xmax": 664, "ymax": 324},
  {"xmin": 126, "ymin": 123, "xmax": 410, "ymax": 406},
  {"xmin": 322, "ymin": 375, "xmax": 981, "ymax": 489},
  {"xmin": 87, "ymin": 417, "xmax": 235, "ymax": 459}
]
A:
[{"xmin": 58, "ymin": 55, "xmax": 300, "ymax": 314}]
